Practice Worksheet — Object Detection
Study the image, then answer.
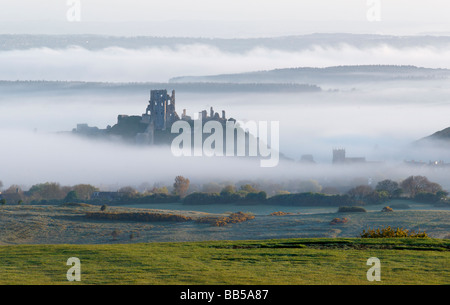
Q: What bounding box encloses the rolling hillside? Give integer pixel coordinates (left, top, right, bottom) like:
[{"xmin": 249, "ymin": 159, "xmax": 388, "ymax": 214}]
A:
[
  {"xmin": 416, "ymin": 126, "xmax": 450, "ymax": 146},
  {"xmin": 170, "ymin": 65, "xmax": 450, "ymax": 85}
]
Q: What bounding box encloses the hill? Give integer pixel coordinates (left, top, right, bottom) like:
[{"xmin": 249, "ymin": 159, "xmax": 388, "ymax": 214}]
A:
[
  {"xmin": 0, "ymin": 80, "xmax": 320, "ymax": 94},
  {"xmin": 424, "ymin": 127, "xmax": 450, "ymax": 141},
  {"xmin": 170, "ymin": 65, "xmax": 450, "ymax": 85},
  {"xmin": 416, "ymin": 126, "xmax": 450, "ymax": 147}
]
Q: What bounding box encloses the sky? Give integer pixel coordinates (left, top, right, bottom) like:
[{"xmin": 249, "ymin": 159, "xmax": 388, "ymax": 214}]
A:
[{"xmin": 1, "ymin": 0, "xmax": 450, "ymax": 37}]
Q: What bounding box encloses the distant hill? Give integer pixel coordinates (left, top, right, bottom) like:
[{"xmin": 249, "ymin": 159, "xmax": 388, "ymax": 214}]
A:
[
  {"xmin": 415, "ymin": 127, "xmax": 450, "ymax": 147},
  {"xmin": 170, "ymin": 65, "xmax": 450, "ymax": 85},
  {"xmin": 0, "ymin": 80, "xmax": 320, "ymax": 94}
]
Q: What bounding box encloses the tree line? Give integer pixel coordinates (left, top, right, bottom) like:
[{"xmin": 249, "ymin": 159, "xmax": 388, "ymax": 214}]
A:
[{"xmin": 0, "ymin": 175, "xmax": 448, "ymax": 206}]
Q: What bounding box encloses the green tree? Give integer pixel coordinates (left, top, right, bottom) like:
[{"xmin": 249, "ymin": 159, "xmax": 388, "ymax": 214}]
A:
[
  {"xmin": 239, "ymin": 184, "xmax": 259, "ymax": 194},
  {"xmin": 219, "ymin": 185, "xmax": 241, "ymax": 203},
  {"xmin": 413, "ymin": 190, "xmax": 449, "ymax": 203},
  {"xmin": 150, "ymin": 186, "xmax": 169, "ymax": 195},
  {"xmin": 375, "ymin": 179, "xmax": 402, "ymax": 198},
  {"xmin": 64, "ymin": 190, "xmax": 79, "ymax": 203},
  {"xmin": 245, "ymin": 191, "xmax": 267, "ymax": 202},
  {"xmin": 220, "ymin": 185, "xmax": 236, "ymax": 195},
  {"xmin": 72, "ymin": 184, "xmax": 98, "ymax": 200},
  {"xmin": 366, "ymin": 190, "xmax": 389, "ymax": 204}
]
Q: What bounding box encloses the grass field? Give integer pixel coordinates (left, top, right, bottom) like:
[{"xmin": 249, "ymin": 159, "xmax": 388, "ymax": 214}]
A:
[{"xmin": 0, "ymin": 238, "xmax": 448, "ymax": 285}]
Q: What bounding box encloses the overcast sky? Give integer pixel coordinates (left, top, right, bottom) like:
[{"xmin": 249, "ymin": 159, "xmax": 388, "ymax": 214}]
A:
[{"xmin": 1, "ymin": 0, "xmax": 450, "ymax": 37}]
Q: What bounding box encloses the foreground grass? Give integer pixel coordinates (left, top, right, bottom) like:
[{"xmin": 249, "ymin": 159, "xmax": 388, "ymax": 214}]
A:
[{"xmin": 0, "ymin": 238, "xmax": 448, "ymax": 285}]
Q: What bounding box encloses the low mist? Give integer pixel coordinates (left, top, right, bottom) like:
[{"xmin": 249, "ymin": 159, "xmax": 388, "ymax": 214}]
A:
[
  {"xmin": 1, "ymin": 44, "xmax": 450, "ymax": 82},
  {"xmin": 1, "ymin": 38, "xmax": 449, "ymax": 191},
  {"xmin": 0, "ymin": 83, "xmax": 449, "ymax": 191}
]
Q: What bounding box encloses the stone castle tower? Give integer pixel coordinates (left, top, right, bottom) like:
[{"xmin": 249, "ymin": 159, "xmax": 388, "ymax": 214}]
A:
[
  {"xmin": 136, "ymin": 89, "xmax": 179, "ymax": 145},
  {"xmin": 332, "ymin": 148, "xmax": 346, "ymax": 164},
  {"xmin": 145, "ymin": 89, "xmax": 178, "ymax": 130},
  {"xmin": 332, "ymin": 148, "xmax": 366, "ymax": 164}
]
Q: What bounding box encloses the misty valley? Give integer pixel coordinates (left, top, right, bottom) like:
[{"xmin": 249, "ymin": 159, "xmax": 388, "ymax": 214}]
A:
[{"xmin": 0, "ymin": 63, "xmax": 450, "ymax": 245}]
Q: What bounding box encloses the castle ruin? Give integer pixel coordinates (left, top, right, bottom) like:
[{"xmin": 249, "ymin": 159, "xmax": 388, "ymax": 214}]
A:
[
  {"xmin": 73, "ymin": 89, "xmax": 237, "ymax": 147},
  {"xmin": 136, "ymin": 89, "xmax": 228, "ymax": 145},
  {"xmin": 332, "ymin": 148, "xmax": 366, "ymax": 164}
]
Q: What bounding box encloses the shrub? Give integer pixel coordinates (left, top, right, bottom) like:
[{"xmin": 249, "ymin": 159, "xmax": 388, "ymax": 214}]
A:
[
  {"xmin": 111, "ymin": 229, "xmax": 121, "ymax": 240},
  {"xmin": 64, "ymin": 190, "xmax": 79, "ymax": 203},
  {"xmin": 381, "ymin": 206, "xmax": 393, "ymax": 212},
  {"xmin": 337, "ymin": 206, "xmax": 367, "ymax": 213},
  {"xmin": 360, "ymin": 226, "xmax": 428, "ymax": 238},
  {"xmin": 413, "ymin": 191, "xmax": 448, "ymax": 204},
  {"xmin": 269, "ymin": 211, "xmax": 295, "ymax": 216},
  {"xmin": 375, "ymin": 179, "xmax": 402, "ymax": 198},
  {"xmin": 196, "ymin": 212, "xmax": 255, "ymax": 227},
  {"xmin": 330, "ymin": 217, "xmax": 348, "ymax": 225},
  {"xmin": 85, "ymin": 211, "xmax": 192, "ymax": 222},
  {"xmin": 245, "ymin": 191, "xmax": 267, "ymax": 202}
]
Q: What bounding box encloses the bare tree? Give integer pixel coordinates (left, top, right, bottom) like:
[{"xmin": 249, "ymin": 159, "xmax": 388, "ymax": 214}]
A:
[{"xmin": 401, "ymin": 176, "xmax": 443, "ymax": 197}]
